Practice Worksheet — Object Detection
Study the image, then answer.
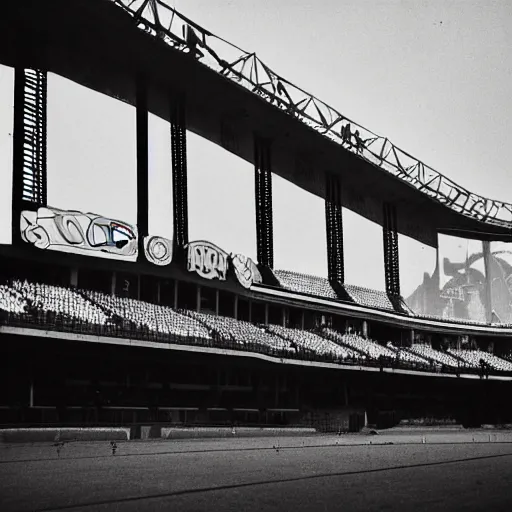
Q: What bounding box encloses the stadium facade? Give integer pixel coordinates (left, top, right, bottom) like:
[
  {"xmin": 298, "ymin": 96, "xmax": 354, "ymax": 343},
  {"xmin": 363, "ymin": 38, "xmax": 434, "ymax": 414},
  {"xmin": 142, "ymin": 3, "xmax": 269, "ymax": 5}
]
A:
[{"xmin": 1, "ymin": 0, "xmax": 512, "ymax": 433}]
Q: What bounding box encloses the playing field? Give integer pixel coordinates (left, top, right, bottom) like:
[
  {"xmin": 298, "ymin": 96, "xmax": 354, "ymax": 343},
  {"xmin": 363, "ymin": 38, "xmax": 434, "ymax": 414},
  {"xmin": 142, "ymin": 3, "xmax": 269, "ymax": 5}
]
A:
[{"xmin": 1, "ymin": 431, "xmax": 512, "ymax": 511}]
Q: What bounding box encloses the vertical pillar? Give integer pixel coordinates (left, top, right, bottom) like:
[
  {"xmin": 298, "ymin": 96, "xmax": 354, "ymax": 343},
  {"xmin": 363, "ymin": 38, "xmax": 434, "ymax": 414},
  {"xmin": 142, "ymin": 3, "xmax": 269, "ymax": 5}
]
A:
[
  {"xmin": 171, "ymin": 93, "xmax": 189, "ymax": 260},
  {"xmin": 234, "ymin": 295, "xmax": 239, "ymax": 320},
  {"xmin": 29, "ymin": 379, "xmax": 34, "ymax": 407},
  {"xmin": 196, "ymin": 285, "xmax": 201, "ymax": 313},
  {"xmin": 111, "ymin": 272, "xmax": 117, "ymax": 296},
  {"xmin": 325, "ymin": 173, "xmax": 345, "ymax": 284},
  {"xmin": 70, "ymin": 269, "xmax": 78, "ymax": 288},
  {"xmin": 174, "ymin": 280, "xmax": 179, "ymax": 309},
  {"xmin": 254, "ymin": 136, "xmax": 274, "ymax": 268},
  {"xmin": 136, "ymin": 77, "xmax": 149, "ymax": 261},
  {"xmin": 383, "ymin": 202, "xmax": 401, "ymax": 309},
  {"xmin": 482, "ymin": 241, "xmax": 493, "ymax": 323},
  {"xmin": 12, "ymin": 67, "xmax": 48, "ymax": 243},
  {"xmin": 215, "ymin": 289, "xmax": 220, "ymax": 316},
  {"xmin": 362, "ymin": 320, "xmax": 368, "ymax": 338}
]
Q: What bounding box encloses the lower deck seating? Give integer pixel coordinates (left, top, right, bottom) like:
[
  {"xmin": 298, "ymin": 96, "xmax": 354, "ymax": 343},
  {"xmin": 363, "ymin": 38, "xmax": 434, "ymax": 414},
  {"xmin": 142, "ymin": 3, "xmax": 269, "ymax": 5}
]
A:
[
  {"xmin": 449, "ymin": 349, "xmax": 512, "ymax": 372},
  {"xmin": 324, "ymin": 329, "xmax": 395, "ymax": 359},
  {"xmin": 2, "ymin": 279, "xmax": 512, "ymax": 374},
  {"xmin": 266, "ymin": 324, "xmax": 360, "ymax": 359},
  {"xmin": 84, "ymin": 291, "xmax": 211, "ymax": 339},
  {"xmin": 386, "ymin": 343, "xmax": 432, "ymax": 365},
  {"xmin": 11, "ymin": 280, "xmax": 109, "ymax": 326},
  {"xmin": 0, "ymin": 284, "xmax": 28, "ymax": 314},
  {"xmin": 409, "ymin": 344, "xmax": 461, "ymax": 368},
  {"xmin": 184, "ymin": 310, "xmax": 293, "ymax": 352}
]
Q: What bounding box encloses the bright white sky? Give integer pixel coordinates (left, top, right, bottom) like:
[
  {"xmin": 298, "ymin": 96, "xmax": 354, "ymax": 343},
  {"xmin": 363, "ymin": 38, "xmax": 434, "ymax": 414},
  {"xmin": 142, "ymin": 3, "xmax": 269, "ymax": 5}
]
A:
[{"xmin": 1, "ymin": 0, "xmax": 512, "ymax": 297}]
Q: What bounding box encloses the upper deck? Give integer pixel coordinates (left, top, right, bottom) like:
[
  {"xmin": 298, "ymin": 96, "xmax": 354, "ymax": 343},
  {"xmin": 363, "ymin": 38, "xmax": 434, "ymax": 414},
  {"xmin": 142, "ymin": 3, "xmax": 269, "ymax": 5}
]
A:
[{"xmin": 1, "ymin": 0, "xmax": 512, "ymax": 246}]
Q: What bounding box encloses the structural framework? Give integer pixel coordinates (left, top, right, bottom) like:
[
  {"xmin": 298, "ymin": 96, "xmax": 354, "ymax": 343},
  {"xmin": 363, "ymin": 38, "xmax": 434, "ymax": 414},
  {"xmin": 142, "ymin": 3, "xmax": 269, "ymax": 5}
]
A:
[{"xmin": 111, "ymin": 0, "xmax": 512, "ymax": 230}]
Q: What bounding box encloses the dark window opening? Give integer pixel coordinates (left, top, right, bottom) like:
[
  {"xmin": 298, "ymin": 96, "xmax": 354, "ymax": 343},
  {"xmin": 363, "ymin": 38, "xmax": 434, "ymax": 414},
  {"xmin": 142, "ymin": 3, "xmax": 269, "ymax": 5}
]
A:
[
  {"xmin": 160, "ymin": 279, "xmax": 175, "ymax": 307},
  {"xmin": 251, "ymin": 301, "xmax": 266, "ymax": 324},
  {"xmin": 200, "ymin": 286, "xmax": 217, "ymax": 314},
  {"xmin": 177, "ymin": 281, "xmax": 197, "ymax": 311},
  {"xmin": 238, "ymin": 298, "xmax": 250, "ymax": 321},
  {"xmin": 268, "ymin": 304, "xmax": 282, "ymax": 326},
  {"xmin": 140, "ymin": 275, "xmax": 159, "ymax": 304},
  {"xmin": 78, "ymin": 268, "xmax": 112, "ymax": 294},
  {"xmin": 115, "ymin": 272, "xmax": 139, "ymax": 299},
  {"xmin": 287, "ymin": 307, "xmax": 302, "ymax": 329},
  {"xmin": 218, "ymin": 290, "xmax": 235, "ymax": 318}
]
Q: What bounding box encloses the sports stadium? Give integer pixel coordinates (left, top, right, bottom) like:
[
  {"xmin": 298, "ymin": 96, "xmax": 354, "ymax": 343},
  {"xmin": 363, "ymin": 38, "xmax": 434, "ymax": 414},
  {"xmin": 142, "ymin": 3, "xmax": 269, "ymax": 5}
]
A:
[
  {"xmin": 1, "ymin": 0, "xmax": 512, "ymax": 442},
  {"xmin": 2, "ymin": 2, "xmax": 512, "ymax": 510}
]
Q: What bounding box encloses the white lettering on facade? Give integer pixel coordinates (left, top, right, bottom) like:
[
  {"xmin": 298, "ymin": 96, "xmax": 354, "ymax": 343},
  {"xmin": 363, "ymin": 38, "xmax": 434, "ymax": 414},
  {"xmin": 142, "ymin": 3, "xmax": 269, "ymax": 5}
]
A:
[{"xmin": 187, "ymin": 241, "xmax": 228, "ymax": 281}]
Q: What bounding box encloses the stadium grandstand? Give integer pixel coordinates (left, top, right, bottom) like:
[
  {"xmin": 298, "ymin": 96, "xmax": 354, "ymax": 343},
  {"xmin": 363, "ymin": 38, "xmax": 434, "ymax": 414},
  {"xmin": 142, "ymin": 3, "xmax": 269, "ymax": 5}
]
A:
[{"xmin": 1, "ymin": 0, "xmax": 512, "ymax": 433}]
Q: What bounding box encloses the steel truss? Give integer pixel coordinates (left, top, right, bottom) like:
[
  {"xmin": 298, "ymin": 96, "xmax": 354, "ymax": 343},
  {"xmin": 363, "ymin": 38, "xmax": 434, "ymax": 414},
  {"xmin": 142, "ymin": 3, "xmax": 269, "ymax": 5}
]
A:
[
  {"xmin": 136, "ymin": 77, "xmax": 149, "ymax": 259},
  {"xmin": 111, "ymin": 0, "xmax": 512, "ymax": 230},
  {"xmin": 325, "ymin": 174, "xmax": 344, "ymax": 284},
  {"xmin": 13, "ymin": 68, "xmax": 47, "ymax": 208},
  {"xmin": 254, "ymin": 136, "xmax": 273, "ymax": 268},
  {"xmin": 383, "ymin": 202, "xmax": 401, "ymax": 306},
  {"xmin": 170, "ymin": 93, "xmax": 189, "ymax": 255}
]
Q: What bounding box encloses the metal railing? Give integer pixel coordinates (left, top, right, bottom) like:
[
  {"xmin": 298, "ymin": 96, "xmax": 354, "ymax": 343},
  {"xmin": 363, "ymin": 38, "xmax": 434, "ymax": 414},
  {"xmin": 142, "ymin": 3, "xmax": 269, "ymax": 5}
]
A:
[
  {"xmin": 1, "ymin": 309, "xmax": 508, "ymax": 378},
  {"xmin": 108, "ymin": 0, "xmax": 512, "ymax": 228}
]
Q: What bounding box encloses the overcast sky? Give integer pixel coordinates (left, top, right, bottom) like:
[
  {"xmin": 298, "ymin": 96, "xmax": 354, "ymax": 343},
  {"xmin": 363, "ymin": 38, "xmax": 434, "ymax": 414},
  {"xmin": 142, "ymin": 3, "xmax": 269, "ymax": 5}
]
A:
[{"xmin": 1, "ymin": 0, "xmax": 511, "ymax": 297}]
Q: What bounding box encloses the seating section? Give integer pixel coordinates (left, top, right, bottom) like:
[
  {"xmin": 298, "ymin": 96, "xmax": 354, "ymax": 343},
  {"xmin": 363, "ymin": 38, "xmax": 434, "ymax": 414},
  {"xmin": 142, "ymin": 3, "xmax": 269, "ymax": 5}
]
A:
[
  {"xmin": 0, "ymin": 284, "xmax": 28, "ymax": 314},
  {"xmin": 273, "ymin": 270, "xmax": 396, "ymax": 312},
  {"xmin": 274, "ymin": 270, "xmax": 338, "ymax": 300},
  {"xmin": 2, "ymin": 278, "xmax": 512, "ymax": 374},
  {"xmin": 385, "ymin": 343, "xmax": 432, "ymax": 365},
  {"xmin": 449, "ymin": 349, "xmax": 512, "ymax": 372},
  {"xmin": 343, "ymin": 284, "xmax": 394, "ymax": 311},
  {"xmin": 324, "ymin": 329, "xmax": 396, "ymax": 359},
  {"xmin": 419, "ymin": 313, "xmax": 488, "ymax": 326},
  {"xmin": 266, "ymin": 324, "xmax": 360, "ymax": 359},
  {"xmin": 184, "ymin": 310, "xmax": 292, "ymax": 352},
  {"xmin": 84, "ymin": 291, "xmax": 211, "ymax": 339},
  {"xmin": 409, "ymin": 344, "xmax": 461, "ymax": 368},
  {"xmin": 11, "ymin": 280, "xmax": 110, "ymax": 326}
]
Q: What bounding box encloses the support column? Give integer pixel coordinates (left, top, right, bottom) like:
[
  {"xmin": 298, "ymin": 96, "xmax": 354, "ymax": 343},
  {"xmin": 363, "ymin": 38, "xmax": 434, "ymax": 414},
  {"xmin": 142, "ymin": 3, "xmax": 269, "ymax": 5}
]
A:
[
  {"xmin": 136, "ymin": 77, "xmax": 149, "ymax": 261},
  {"xmin": 254, "ymin": 136, "xmax": 274, "ymax": 268},
  {"xmin": 383, "ymin": 202, "xmax": 401, "ymax": 309},
  {"xmin": 171, "ymin": 93, "xmax": 189, "ymax": 260},
  {"xmin": 234, "ymin": 295, "xmax": 239, "ymax": 320},
  {"xmin": 325, "ymin": 173, "xmax": 345, "ymax": 284},
  {"xmin": 29, "ymin": 378, "xmax": 34, "ymax": 407},
  {"xmin": 482, "ymin": 241, "xmax": 493, "ymax": 323},
  {"xmin": 174, "ymin": 280, "xmax": 179, "ymax": 309},
  {"xmin": 12, "ymin": 67, "xmax": 47, "ymax": 243},
  {"xmin": 70, "ymin": 269, "xmax": 78, "ymax": 288}
]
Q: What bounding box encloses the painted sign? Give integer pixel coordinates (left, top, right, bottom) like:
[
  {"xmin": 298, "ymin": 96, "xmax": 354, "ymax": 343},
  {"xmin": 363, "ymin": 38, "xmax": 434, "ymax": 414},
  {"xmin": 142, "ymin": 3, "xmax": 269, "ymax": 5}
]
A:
[
  {"xmin": 144, "ymin": 236, "xmax": 173, "ymax": 266},
  {"xmin": 231, "ymin": 253, "xmax": 262, "ymax": 288},
  {"xmin": 186, "ymin": 240, "xmax": 228, "ymax": 280},
  {"xmin": 20, "ymin": 207, "xmax": 138, "ymax": 261}
]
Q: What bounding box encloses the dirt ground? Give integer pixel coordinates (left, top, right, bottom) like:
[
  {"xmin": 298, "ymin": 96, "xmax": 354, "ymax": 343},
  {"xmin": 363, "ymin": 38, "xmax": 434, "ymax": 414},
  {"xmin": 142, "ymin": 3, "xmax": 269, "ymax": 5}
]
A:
[{"xmin": 1, "ymin": 430, "xmax": 512, "ymax": 511}]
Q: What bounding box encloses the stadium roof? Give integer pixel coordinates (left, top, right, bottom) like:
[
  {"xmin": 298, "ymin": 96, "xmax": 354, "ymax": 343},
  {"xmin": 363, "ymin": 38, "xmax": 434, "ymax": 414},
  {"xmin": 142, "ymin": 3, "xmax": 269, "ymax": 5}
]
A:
[{"xmin": 2, "ymin": 0, "xmax": 512, "ymax": 244}]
